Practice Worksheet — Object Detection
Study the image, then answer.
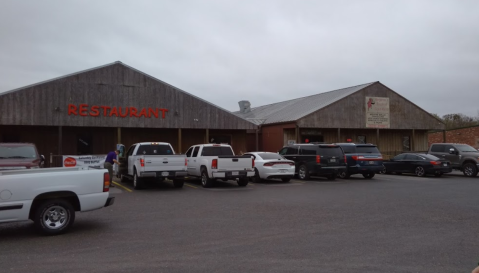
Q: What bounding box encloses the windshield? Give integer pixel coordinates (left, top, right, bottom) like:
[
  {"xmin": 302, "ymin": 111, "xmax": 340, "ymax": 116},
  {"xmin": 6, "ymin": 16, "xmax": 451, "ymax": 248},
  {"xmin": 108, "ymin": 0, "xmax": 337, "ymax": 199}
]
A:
[
  {"xmin": 455, "ymin": 144, "xmax": 478, "ymax": 152},
  {"xmin": 137, "ymin": 144, "xmax": 173, "ymax": 155},
  {"xmin": 318, "ymin": 147, "xmax": 343, "ymax": 157},
  {"xmin": 201, "ymin": 147, "xmax": 234, "ymax": 156},
  {"xmin": 0, "ymin": 146, "xmax": 38, "ymax": 158},
  {"xmin": 356, "ymin": 146, "xmax": 380, "ymax": 154},
  {"xmin": 257, "ymin": 153, "xmax": 284, "ymax": 160}
]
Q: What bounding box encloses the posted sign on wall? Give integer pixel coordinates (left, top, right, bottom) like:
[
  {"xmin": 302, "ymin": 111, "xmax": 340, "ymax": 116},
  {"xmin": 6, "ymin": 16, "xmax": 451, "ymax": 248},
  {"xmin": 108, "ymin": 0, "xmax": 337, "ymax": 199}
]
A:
[
  {"xmin": 365, "ymin": 97, "xmax": 390, "ymax": 128},
  {"xmin": 63, "ymin": 155, "xmax": 107, "ymax": 168}
]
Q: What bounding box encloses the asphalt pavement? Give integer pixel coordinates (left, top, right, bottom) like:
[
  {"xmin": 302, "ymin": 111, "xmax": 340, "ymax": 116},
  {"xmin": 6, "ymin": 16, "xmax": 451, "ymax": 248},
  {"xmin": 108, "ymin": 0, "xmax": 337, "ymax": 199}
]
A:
[{"xmin": 1, "ymin": 173, "xmax": 479, "ymax": 273}]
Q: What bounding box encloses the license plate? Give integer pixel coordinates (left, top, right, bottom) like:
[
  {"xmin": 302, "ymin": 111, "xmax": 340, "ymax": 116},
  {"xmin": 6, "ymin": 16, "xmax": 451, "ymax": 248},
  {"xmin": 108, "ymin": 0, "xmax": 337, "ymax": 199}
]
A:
[
  {"xmin": 330, "ymin": 159, "xmax": 336, "ymax": 162},
  {"xmin": 443, "ymin": 163, "xmax": 447, "ymax": 166},
  {"xmin": 232, "ymin": 171, "xmax": 239, "ymax": 175},
  {"xmin": 161, "ymin": 172, "xmax": 169, "ymax": 176},
  {"xmin": 369, "ymin": 161, "xmax": 375, "ymax": 165},
  {"xmin": 279, "ymin": 169, "xmax": 287, "ymax": 173}
]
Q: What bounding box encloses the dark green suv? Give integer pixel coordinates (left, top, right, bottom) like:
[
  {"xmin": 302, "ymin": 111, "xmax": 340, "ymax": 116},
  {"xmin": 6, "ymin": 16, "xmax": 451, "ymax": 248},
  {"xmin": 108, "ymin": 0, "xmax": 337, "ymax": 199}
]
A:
[{"xmin": 278, "ymin": 144, "xmax": 347, "ymax": 180}]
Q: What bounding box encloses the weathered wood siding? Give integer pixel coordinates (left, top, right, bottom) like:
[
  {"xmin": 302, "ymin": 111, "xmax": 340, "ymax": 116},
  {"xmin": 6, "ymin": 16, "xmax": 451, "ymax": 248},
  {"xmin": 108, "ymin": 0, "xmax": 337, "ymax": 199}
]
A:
[
  {"xmin": 261, "ymin": 123, "xmax": 296, "ymax": 152},
  {"xmin": 0, "ymin": 62, "xmax": 256, "ymax": 130},
  {"xmin": 297, "ymin": 82, "xmax": 444, "ymax": 130}
]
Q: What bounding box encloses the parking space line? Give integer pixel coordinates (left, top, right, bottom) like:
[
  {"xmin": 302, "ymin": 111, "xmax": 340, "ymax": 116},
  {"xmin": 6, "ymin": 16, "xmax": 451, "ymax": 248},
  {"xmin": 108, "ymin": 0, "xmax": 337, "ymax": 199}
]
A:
[
  {"xmin": 185, "ymin": 183, "xmax": 198, "ymax": 189},
  {"xmin": 112, "ymin": 182, "xmax": 133, "ymax": 192}
]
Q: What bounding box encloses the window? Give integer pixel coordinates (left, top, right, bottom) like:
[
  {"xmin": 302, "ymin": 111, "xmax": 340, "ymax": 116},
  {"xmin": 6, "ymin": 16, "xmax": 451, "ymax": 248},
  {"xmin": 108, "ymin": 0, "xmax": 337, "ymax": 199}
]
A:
[
  {"xmin": 405, "ymin": 154, "xmax": 423, "ymax": 160},
  {"xmin": 393, "ymin": 154, "xmax": 406, "ymax": 160},
  {"xmin": 402, "ymin": 136, "xmax": 410, "ymax": 151},
  {"xmin": 0, "ymin": 145, "xmax": 38, "ymax": 159},
  {"xmin": 137, "ymin": 144, "xmax": 172, "ymax": 155},
  {"xmin": 192, "ymin": 147, "xmax": 200, "ymax": 157},
  {"xmin": 256, "ymin": 153, "xmax": 284, "ymax": 160},
  {"xmin": 186, "ymin": 147, "xmax": 193, "ymax": 157},
  {"xmin": 430, "ymin": 145, "xmax": 444, "ymax": 153},
  {"xmin": 357, "ymin": 135, "xmax": 366, "ymax": 144},
  {"xmin": 201, "ymin": 147, "xmax": 234, "ymax": 156},
  {"xmin": 318, "ymin": 147, "xmax": 344, "ymax": 157},
  {"xmin": 356, "ymin": 146, "xmax": 380, "ymax": 154},
  {"xmin": 300, "ymin": 146, "xmax": 317, "ymax": 155},
  {"xmin": 77, "ymin": 134, "xmax": 92, "ymax": 155},
  {"xmin": 455, "ymin": 144, "xmax": 477, "ymax": 152},
  {"xmin": 340, "ymin": 145, "xmax": 356, "ymax": 154},
  {"xmin": 278, "ymin": 147, "xmax": 298, "ymax": 155},
  {"xmin": 127, "ymin": 145, "xmax": 136, "ymax": 157}
]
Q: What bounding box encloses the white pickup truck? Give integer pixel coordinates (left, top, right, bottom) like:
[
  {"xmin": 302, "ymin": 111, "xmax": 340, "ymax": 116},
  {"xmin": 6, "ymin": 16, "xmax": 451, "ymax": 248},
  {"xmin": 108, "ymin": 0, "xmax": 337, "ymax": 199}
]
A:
[
  {"xmin": 0, "ymin": 167, "xmax": 114, "ymax": 235},
  {"xmin": 185, "ymin": 144, "xmax": 255, "ymax": 188},
  {"xmin": 119, "ymin": 142, "xmax": 187, "ymax": 189}
]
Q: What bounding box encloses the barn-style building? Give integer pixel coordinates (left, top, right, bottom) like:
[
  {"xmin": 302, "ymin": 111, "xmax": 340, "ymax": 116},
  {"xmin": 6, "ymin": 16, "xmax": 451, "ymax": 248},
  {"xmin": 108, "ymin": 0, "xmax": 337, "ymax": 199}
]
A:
[
  {"xmin": 234, "ymin": 82, "xmax": 445, "ymax": 157},
  {"xmin": 0, "ymin": 62, "xmax": 257, "ymax": 166}
]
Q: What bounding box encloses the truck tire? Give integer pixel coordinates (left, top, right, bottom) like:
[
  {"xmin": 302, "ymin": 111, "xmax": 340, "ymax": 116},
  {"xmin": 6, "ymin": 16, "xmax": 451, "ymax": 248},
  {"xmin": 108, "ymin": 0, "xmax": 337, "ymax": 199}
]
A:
[
  {"xmin": 201, "ymin": 168, "xmax": 214, "ymax": 188},
  {"xmin": 237, "ymin": 177, "xmax": 249, "ymax": 187},
  {"xmin": 133, "ymin": 169, "xmax": 144, "ymax": 190},
  {"xmin": 338, "ymin": 170, "xmax": 350, "ymax": 179},
  {"xmin": 33, "ymin": 199, "xmax": 75, "ymax": 236},
  {"xmin": 362, "ymin": 172, "xmax": 375, "ymax": 179},
  {"xmin": 173, "ymin": 179, "xmax": 184, "ymax": 188},
  {"xmin": 298, "ymin": 164, "xmax": 310, "ymax": 180},
  {"xmin": 463, "ymin": 163, "xmax": 478, "ymax": 177},
  {"xmin": 415, "ymin": 166, "xmax": 426, "ymax": 177},
  {"xmin": 253, "ymin": 168, "xmax": 261, "ymax": 183}
]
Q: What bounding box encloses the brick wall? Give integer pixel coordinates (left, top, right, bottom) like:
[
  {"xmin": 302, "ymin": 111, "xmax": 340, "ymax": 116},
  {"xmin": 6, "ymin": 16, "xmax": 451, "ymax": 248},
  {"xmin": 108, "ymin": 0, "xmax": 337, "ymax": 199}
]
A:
[{"xmin": 428, "ymin": 126, "xmax": 479, "ymax": 148}]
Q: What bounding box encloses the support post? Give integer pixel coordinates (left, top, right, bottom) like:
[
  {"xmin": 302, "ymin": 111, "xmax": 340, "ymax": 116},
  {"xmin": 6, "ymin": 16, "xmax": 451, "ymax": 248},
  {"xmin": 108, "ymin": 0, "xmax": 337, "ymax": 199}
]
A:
[
  {"xmin": 412, "ymin": 129, "xmax": 415, "ymax": 152},
  {"xmin": 337, "ymin": 128, "xmax": 341, "ymax": 142},
  {"xmin": 117, "ymin": 127, "xmax": 122, "ymax": 144},
  {"xmin": 206, "ymin": 129, "xmax": 209, "ymax": 143},
  {"xmin": 58, "ymin": 126, "xmax": 63, "ymax": 156},
  {"xmin": 178, "ymin": 128, "xmax": 182, "ymax": 153},
  {"xmin": 295, "ymin": 125, "xmax": 300, "ymax": 144},
  {"xmin": 376, "ymin": 128, "xmax": 380, "ymax": 149}
]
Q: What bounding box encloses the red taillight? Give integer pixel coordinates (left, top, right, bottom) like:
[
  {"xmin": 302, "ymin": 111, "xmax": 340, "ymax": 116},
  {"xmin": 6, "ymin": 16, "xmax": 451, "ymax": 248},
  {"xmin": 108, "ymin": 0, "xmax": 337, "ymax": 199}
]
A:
[
  {"xmin": 212, "ymin": 159, "xmax": 218, "ymax": 169},
  {"xmin": 140, "ymin": 158, "xmax": 145, "ymax": 167},
  {"xmin": 103, "ymin": 172, "xmax": 110, "ymax": 192},
  {"xmin": 252, "ymin": 158, "xmax": 255, "ymax": 168},
  {"xmin": 430, "ymin": 161, "xmax": 441, "ymax": 165},
  {"xmin": 316, "ymin": 155, "xmax": 320, "ymax": 164},
  {"xmin": 185, "ymin": 158, "xmax": 187, "ymax": 166},
  {"xmin": 264, "ymin": 162, "xmax": 274, "ymax": 166}
]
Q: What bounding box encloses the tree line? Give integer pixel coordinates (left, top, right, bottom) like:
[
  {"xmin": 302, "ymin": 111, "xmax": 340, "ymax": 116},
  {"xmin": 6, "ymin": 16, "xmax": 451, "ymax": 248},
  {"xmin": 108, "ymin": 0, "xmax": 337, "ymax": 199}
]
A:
[{"xmin": 431, "ymin": 112, "xmax": 479, "ymax": 130}]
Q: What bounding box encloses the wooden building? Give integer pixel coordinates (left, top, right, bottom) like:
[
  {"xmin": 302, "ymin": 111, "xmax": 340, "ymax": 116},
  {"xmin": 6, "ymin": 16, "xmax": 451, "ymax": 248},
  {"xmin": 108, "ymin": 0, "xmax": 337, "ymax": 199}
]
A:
[
  {"xmin": 235, "ymin": 82, "xmax": 445, "ymax": 157},
  {"xmin": 0, "ymin": 62, "xmax": 256, "ymax": 166}
]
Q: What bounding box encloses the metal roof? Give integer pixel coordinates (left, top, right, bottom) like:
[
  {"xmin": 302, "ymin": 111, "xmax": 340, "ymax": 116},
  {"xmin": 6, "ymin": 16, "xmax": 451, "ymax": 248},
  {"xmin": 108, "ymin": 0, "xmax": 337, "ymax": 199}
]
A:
[{"xmin": 234, "ymin": 82, "xmax": 377, "ymax": 124}]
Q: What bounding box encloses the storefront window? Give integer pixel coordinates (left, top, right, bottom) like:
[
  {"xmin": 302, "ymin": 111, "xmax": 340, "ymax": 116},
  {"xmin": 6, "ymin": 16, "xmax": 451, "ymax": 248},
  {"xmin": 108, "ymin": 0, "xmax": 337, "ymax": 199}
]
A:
[{"xmin": 402, "ymin": 136, "xmax": 410, "ymax": 151}]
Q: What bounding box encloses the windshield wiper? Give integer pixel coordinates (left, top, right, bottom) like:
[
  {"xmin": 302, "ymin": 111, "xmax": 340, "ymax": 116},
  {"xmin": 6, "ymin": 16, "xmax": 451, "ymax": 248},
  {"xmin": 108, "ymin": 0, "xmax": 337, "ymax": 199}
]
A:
[{"xmin": 7, "ymin": 156, "xmax": 29, "ymax": 158}]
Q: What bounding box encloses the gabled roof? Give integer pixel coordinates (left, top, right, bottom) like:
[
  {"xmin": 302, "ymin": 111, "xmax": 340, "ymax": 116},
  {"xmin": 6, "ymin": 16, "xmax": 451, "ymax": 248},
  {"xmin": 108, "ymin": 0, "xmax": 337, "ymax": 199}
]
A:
[{"xmin": 234, "ymin": 82, "xmax": 377, "ymax": 124}]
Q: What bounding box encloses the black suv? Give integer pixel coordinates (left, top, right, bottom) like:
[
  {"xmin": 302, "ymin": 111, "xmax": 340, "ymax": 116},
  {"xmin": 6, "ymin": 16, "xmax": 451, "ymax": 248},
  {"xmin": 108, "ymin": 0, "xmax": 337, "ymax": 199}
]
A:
[
  {"xmin": 278, "ymin": 144, "xmax": 347, "ymax": 180},
  {"xmin": 335, "ymin": 143, "xmax": 383, "ymax": 179}
]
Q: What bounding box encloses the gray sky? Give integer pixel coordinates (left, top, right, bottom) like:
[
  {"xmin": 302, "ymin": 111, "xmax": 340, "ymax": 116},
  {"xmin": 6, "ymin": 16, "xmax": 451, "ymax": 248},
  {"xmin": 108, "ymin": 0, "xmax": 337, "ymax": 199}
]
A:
[{"xmin": 1, "ymin": 0, "xmax": 478, "ymax": 117}]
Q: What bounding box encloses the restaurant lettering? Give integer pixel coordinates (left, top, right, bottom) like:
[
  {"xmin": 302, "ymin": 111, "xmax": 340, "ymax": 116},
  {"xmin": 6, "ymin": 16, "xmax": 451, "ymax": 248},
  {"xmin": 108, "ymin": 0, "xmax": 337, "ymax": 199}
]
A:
[{"xmin": 68, "ymin": 104, "xmax": 168, "ymax": 118}]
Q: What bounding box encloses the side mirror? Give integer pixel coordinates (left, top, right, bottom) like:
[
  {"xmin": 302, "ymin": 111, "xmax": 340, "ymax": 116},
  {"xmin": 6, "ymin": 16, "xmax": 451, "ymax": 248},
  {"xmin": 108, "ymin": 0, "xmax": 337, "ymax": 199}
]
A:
[{"xmin": 449, "ymin": 148, "xmax": 456, "ymax": 155}]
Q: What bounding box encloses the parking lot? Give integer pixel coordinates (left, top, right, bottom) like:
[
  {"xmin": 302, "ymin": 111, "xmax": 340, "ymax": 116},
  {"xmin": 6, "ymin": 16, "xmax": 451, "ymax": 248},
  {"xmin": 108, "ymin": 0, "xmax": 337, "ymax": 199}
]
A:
[{"xmin": 1, "ymin": 173, "xmax": 478, "ymax": 273}]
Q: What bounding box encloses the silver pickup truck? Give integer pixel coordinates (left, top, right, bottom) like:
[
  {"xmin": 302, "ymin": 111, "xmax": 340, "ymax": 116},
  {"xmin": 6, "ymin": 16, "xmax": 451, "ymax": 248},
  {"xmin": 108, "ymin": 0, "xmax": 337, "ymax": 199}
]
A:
[{"xmin": 119, "ymin": 142, "xmax": 187, "ymax": 189}]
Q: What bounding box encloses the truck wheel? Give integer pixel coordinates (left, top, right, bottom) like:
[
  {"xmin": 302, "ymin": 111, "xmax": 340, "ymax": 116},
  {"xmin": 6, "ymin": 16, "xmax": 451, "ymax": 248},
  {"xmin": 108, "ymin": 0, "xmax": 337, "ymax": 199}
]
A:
[
  {"xmin": 338, "ymin": 170, "xmax": 350, "ymax": 179},
  {"xmin": 253, "ymin": 168, "xmax": 261, "ymax": 183},
  {"xmin": 281, "ymin": 177, "xmax": 291, "ymax": 183},
  {"xmin": 415, "ymin": 166, "xmax": 426, "ymax": 177},
  {"xmin": 33, "ymin": 199, "xmax": 75, "ymax": 236},
  {"xmin": 463, "ymin": 163, "xmax": 478, "ymax": 177},
  {"xmin": 298, "ymin": 164, "xmax": 310, "ymax": 180},
  {"xmin": 362, "ymin": 172, "xmax": 375, "ymax": 179},
  {"xmin": 201, "ymin": 169, "xmax": 214, "ymax": 188},
  {"xmin": 237, "ymin": 177, "xmax": 249, "ymax": 187},
  {"xmin": 133, "ymin": 170, "xmax": 144, "ymax": 190},
  {"xmin": 173, "ymin": 179, "xmax": 184, "ymax": 188},
  {"xmin": 378, "ymin": 165, "xmax": 387, "ymax": 174}
]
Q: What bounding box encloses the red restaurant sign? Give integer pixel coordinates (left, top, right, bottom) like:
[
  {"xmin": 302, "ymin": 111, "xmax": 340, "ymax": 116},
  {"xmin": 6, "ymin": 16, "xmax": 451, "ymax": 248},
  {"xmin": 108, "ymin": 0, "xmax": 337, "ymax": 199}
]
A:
[{"xmin": 68, "ymin": 104, "xmax": 168, "ymax": 118}]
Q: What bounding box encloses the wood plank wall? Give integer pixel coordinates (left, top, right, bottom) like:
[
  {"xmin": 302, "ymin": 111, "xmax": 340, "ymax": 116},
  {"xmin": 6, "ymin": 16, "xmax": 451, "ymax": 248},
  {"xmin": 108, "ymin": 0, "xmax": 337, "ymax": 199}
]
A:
[{"xmin": 0, "ymin": 63, "xmax": 256, "ymax": 130}]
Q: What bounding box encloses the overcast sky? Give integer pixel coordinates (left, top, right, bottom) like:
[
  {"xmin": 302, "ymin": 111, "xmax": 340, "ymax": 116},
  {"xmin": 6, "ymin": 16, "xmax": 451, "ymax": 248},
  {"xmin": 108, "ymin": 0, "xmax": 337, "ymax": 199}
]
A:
[{"xmin": 1, "ymin": 0, "xmax": 478, "ymax": 117}]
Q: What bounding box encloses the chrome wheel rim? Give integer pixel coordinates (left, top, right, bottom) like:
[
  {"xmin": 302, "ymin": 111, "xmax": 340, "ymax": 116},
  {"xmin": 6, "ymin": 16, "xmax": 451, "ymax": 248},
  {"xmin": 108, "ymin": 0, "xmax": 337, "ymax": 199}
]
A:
[
  {"xmin": 201, "ymin": 173, "xmax": 207, "ymax": 186},
  {"xmin": 416, "ymin": 167, "xmax": 425, "ymax": 176},
  {"xmin": 42, "ymin": 206, "xmax": 68, "ymax": 229},
  {"xmin": 299, "ymin": 166, "xmax": 306, "ymax": 179},
  {"xmin": 465, "ymin": 166, "xmax": 473, "ymax": 176}
]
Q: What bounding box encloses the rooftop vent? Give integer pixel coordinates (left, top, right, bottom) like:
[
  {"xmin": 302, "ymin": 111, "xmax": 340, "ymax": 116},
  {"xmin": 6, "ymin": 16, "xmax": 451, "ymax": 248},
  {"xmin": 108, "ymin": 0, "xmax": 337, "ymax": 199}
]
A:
[{"xmin": 238, "ymin": 100, "xmax": 251, "ymax": 114}]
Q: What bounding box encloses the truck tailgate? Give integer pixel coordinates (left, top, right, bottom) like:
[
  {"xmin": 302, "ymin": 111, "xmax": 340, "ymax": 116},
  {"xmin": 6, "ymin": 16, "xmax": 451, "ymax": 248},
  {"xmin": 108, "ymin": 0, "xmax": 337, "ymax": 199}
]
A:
[
  {"xmin": 142, "ymin": 155, "xmax": 186, "ymax": 172},
  {"xmin": 217, "ymin": 156, "xmax": 253, "ymax": 171}
]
